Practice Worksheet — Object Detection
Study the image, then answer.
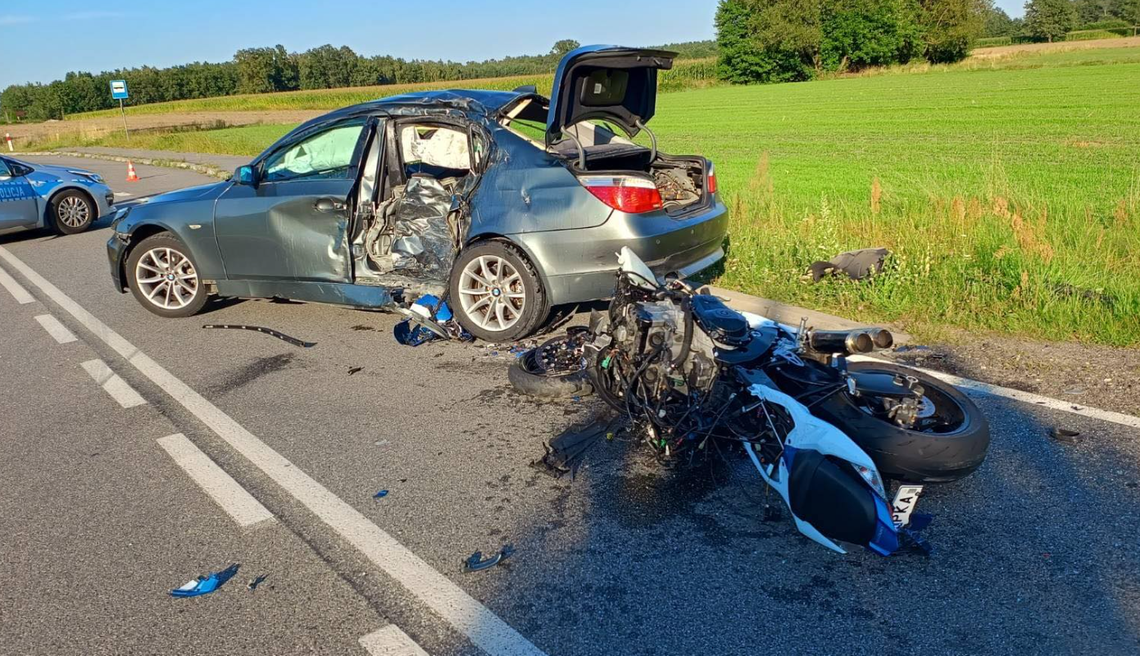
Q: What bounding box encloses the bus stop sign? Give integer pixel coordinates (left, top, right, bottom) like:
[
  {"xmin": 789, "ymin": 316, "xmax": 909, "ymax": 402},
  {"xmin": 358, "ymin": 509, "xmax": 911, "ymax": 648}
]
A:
[{"xmin": 110, "ymin": 80, "xmax": 129, "ymax": 100}]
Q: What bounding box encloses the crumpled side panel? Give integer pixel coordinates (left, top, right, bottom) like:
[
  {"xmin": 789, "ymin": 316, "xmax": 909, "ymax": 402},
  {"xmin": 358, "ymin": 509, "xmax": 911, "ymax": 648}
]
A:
[{"xmin": 366, "ymin": 176, "xmax": 459, "ymax": 285}]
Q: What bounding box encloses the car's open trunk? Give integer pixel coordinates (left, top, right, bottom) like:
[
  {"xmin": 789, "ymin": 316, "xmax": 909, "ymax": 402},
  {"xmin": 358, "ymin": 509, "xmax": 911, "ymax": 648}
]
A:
[{"xmin": 550, "ymin": 126, "xmax": 710, "ymax": 216}]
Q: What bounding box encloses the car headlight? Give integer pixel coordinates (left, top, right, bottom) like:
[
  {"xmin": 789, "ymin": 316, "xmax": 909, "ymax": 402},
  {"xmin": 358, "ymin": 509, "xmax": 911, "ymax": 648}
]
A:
[{"xmin": 852, "ymin": 463, "xmax": 887, "ymax": 499}]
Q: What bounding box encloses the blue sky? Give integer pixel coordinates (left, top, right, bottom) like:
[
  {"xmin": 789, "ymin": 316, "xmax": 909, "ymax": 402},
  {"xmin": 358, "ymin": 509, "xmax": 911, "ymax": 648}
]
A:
[
  {"xmin": 1, "ymin": 1, "xmax": 1027, "ymax": 90},
  {"xmin": 0, "ymin": 0, "xmax": 718, "ymax": 88}
]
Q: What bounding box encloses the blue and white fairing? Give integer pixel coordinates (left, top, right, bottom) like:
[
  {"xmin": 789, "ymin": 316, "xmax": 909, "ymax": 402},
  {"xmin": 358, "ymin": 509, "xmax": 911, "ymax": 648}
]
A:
[{"xmin": 737, "ymin": 312, "xmax": 903, "ymax": 556}]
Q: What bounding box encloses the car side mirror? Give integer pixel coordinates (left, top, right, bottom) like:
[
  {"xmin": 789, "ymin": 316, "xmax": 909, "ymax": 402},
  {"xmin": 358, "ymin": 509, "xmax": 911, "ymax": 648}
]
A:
[{"xmin": 234, "ymin": 165, "xmax": 258, "ymax": 187}]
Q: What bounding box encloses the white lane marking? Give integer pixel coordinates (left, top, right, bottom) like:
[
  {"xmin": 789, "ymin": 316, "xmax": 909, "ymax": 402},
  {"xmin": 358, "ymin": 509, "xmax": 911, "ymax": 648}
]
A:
[
  {"xmin": 156, "ymin": 433, "xmax": 275, "ymax": 528},
  {"xmin": 34, "ymin": 314, "xmax": 77, "ymax": 344},
  {"xmin": 81, "ymin": 359, "xmax": 147, "ymax": 408},
  {"xmin": 849, "ymin": 355, "xmax": 1140, "ymax": 431},
  {"xmin": 0, "ymin": 245, "xmax": 545, "ymax": 656},
  {"xmin": 359, "ymin": 625, "xmax": 430, "ymax": 656},
  {"xmin": 0, "ymin": 264, "xmax": 35, "ymax": 304},
  {"xmin": 113, "ymin": 192, "xmax": 132, "ymax": 198}
]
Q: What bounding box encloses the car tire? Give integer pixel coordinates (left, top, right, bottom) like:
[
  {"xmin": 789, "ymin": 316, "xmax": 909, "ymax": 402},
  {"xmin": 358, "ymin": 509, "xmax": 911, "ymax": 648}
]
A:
[
  {"xmin": 449, "ymin": 241, "xmax": 547, "ymax": 342},
  {"xmin": 125, "ymin": 233, "xmax": 209, "ymax": 318},
  {"xmin": 50, "ymin": 190, "xmax": 95, "ymax": 235}
]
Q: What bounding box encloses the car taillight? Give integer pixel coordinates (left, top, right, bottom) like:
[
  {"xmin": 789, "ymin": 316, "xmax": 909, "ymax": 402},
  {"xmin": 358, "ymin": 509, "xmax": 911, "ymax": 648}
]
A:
[
  {"xmin": 579, "ymin": 175, "xmax": 663, "ymax": 214},
  {"xmin": 707, "ymin": 162, "xmax": 718, "ymax": 195}
]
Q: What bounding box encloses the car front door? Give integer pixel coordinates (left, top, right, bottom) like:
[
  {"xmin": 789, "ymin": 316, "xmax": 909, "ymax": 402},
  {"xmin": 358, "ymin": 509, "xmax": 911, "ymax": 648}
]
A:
[
  {"xmin": 0, "ymin": 158, "xmax": 41, "ymax": 230},
  {"xmin": 213, "ymin": 117, "xmax": 373, "ymax": 282}
]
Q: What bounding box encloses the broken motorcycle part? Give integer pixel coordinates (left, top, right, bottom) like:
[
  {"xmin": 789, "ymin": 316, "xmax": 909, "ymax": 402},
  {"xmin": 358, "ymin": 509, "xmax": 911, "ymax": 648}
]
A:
[
  {"xmin": 1050, "ymin": 427, "xmax": 1081, "ymax": 445},
  {"xmin": 202, "ymin": 324, "xmax": 315, "ymax": 348},
  {"xmin": 247, "ymin": 574, "xmax": 268, "ymax": 591},
  {"xmin": 463, "ymin": 545, "xmax": 514, "ymax": 572},
  {"xmin": 170, "ymin": 563, "xmax": 240, "ymax": 598}
]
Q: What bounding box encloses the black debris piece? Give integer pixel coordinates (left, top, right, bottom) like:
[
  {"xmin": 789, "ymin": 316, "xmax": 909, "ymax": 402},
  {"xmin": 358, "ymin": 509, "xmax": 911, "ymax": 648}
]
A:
[
  {"xmin": 247, "ymin": 574, "xmax": 268, "ymax": 591},
  {"xmin": 464, "ymin": 544, "xmax": 514, "ymax": 573},
  {"xmin": 1050, "ymin": 427, "xmax": 1081, "ymax": 445},
  {"xmin": 806, "ymin": 247, "xmax": 890, "ymax": 283},
  {"xmin": 533, "ymin": 417, "xmax": 623, "ymax": 479},
  {"xmin": 1052, "ymin": 283, "xmax": 1115, "ymax": 307},
  {"xmin": 202, "ymin": 324, "xmax": 316, "ymax": 348},
  {"xmin": 348, "ymin": 366, "xmax": 364, "ymax": 376}
]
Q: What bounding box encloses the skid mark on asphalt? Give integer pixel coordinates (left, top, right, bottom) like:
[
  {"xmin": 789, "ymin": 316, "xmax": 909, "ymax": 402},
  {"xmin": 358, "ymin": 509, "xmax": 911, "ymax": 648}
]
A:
[
  {"xmin": 157, "ymin": 433, "xmax": 276, "ymax": 528},
  {"xmin": 0, "ymin": 244, "xmax": 547, "ymax": 656},
  {"xmin": 0, "ymin": 263, "xmax": 35, "ymax": 304},
  {"xmin": 81, "ymin": 358, "xmax": 147, "ymax": 408},
  {"xmin": 359, "ymin": 625, "xmax": 431, "ymax": 656},
  {"xmin": 34, "ymin": 314, "xmax": 77, "ymax": 344}
]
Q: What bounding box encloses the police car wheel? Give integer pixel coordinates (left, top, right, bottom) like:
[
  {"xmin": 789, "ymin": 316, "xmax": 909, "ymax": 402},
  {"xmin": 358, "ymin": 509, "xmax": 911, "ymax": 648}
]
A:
[{"xmin": 51, "ymin": 190, "xmax": 95, "ymax": 235}]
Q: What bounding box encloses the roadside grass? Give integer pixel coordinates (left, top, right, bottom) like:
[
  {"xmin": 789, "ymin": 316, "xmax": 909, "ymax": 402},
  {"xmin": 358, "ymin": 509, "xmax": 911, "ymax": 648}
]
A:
[{"xmin": 39, "ymin": 48, "xmax": 1140, "ymax": 345}]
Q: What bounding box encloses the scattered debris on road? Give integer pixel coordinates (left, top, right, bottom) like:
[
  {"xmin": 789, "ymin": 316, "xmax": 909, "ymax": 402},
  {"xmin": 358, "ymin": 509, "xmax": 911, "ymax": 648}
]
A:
[
  {"xmin": 247, "ymin": 574, "xmax": 268, "ymax": 591},
  {"xmin": 463, "ymin": 545, "xmax": 514, "ymax": 573},
  {"xmin": 170, "ymin": 563, "xmax": 240, "ymax": 598},
  {"xmin": 1050, "ymin": 427, "xmax": 1082, "ymax": 445},
  {"xmin": 348, "ymin": 366, "xmax": 364, "ymax": 375},
  {"xmin": 534, "ymin": 417, "xmax": 623, "ymax": 480},
  {"xmin": 393, "ymin": 294, "xmax": 470, "ymax": 346},
  {"xmin": 373, "ymin": 489, "xmax": 389, "ymax": 499},
  {"xmin": 203, "ymin": 324, "xmax": 316, "ymax": 348},
  {"xmin": 805, "ymin": 247, "xmax": 890, "ymax": 283}
]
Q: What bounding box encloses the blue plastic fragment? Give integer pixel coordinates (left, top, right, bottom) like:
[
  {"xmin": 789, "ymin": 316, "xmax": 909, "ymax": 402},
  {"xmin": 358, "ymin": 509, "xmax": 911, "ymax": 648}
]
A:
[
  {"xmin": 374, "ymin": 490, "xmax": 389, "ymax": 499},
  {"xmin": 170, "ymin": 563, "xmax": 240, "ymax": 598}
]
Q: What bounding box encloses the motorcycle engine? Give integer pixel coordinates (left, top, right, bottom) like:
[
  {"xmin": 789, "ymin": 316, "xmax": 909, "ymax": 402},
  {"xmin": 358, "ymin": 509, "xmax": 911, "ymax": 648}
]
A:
[{"xmin": 611, "ymin": 299, "xmax": 719, "ymax": 393}]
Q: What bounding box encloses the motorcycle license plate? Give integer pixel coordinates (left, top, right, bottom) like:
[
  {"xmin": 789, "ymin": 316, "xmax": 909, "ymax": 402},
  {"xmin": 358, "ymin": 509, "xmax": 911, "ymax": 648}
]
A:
[{"xmin": 891, "ymin": 485, "xmax": 924, "ymax": 526}]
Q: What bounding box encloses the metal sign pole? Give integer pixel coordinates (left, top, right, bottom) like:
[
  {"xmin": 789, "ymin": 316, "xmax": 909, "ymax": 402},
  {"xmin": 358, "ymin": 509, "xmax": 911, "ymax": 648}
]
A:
[{"xmin": 120, "ymin": 99, "xmax": 130, "ymax": 143}]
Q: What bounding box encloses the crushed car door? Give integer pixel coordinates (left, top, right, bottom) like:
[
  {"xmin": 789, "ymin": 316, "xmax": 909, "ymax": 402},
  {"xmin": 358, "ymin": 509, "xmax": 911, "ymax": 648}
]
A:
[
  {"xmin": 214, "ymin": 117, "xmax": 374, "ymax": 282},
  {"xmin": 0, "ymin": 158, "xmax": 41, "ymax": 230}
]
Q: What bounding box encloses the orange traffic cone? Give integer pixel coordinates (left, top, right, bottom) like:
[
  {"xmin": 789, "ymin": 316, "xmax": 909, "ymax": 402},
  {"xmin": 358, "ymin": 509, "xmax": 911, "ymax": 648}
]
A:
[{"xmin": 126, "ymin": 160, "xmax": 140, "ymax": 182}]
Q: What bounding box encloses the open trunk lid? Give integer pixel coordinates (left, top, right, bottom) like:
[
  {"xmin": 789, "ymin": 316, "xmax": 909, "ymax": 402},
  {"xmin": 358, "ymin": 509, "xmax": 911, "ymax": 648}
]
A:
[{"xmin": 545, "ymin": 45, "xmax": 676, "ymax": 148}]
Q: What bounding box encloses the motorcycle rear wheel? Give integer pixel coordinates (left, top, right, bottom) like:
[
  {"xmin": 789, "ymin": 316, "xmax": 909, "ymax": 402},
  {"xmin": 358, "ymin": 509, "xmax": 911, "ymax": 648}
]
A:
[{"xmin": 812, "ymin": 362, "xmax": 990, "ymax": 484}]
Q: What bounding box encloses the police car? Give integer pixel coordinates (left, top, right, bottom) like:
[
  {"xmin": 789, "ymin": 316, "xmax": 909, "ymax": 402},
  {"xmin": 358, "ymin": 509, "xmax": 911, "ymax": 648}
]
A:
[{"xmin": 0, "ymin": 156, "xmax": 114, "ymax": 235}]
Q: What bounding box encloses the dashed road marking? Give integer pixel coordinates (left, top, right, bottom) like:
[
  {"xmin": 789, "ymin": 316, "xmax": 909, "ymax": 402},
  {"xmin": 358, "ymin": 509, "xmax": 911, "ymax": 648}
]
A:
[
  {"xmin": 359, "ymin": 625, "xmax": 430, "ymax": 656},
  {"xmin": 157, "ymin": 433, "xmax": 275, "ymax": 528},
  {"xmin": 113, "ymin": 192, "xmax": 132, "ymax": 198},
  {"xmin": 34, "ymin": 314, "xmax": 77, "ymax": 344},
  {"xmin": 0, "ymin": 264, "xmax": 34, "ymax": 304},
  {"xmin": 0, "ymin": 244, "xmax": 546, "ymax": 656},
  {"xmin": 80, "ymin": 359, "xmax": 146, "ymax": 408}
]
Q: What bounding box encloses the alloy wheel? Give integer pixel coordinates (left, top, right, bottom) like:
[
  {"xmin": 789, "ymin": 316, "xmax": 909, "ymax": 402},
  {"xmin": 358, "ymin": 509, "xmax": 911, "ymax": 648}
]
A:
[
  {"xmin": 57, "ymin": 196, "xmax": 91, "ymax": 228},
  {"xmin": 134, "ymin": 247, "xmax": 199, "ymax": 310},
  {"xmin": 457, "ymin": 255, "xmax": 526, "ymax": 332}
]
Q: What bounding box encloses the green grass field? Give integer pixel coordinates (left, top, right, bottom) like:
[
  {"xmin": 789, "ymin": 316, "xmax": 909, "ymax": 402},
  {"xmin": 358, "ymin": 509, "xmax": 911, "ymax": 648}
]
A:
[{"xmin": 50, "ymin": 48, "xmax": 1140, "ymax": 346}]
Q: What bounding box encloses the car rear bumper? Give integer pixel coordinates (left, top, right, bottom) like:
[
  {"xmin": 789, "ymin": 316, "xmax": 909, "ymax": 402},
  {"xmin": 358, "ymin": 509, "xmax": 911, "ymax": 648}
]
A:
[{"xmin": 515, "ymin": 198, "xmax": 729, "ymax": 305}]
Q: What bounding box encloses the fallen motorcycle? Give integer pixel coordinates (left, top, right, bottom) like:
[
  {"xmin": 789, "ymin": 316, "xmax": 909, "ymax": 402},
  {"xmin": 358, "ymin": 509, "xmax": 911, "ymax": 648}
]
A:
[{"xmin": 510, "ymin": 248, "xmax": 990, "ymax": 555}]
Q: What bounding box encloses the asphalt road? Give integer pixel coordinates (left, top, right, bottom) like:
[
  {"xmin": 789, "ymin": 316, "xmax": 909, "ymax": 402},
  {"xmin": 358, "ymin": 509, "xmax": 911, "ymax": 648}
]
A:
[{"xmin": 2, "ymin": 155, "xmax": 1139, "ymax": 655}]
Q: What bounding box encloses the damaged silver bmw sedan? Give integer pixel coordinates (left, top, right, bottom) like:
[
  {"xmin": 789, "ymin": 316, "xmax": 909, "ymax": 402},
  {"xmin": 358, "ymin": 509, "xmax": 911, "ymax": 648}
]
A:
[{"xmin": 106, "ymin": 45, "xmax": 728, "ymax": 340}]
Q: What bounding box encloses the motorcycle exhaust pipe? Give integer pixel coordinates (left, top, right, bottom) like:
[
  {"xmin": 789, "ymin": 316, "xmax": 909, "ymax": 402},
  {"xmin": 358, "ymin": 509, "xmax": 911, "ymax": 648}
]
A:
[
  {"xmin": 808, "ymin": 330, "xmax": 875, "ymax": 355},
  {"xmin": 864, "ymin": 328, "xmax": 894, "ymax": 350}
]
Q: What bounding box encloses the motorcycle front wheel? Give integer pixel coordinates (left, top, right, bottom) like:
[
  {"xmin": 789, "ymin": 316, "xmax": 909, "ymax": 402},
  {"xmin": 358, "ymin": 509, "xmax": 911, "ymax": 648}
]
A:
[{"xmin": 812, "ymin": 362, "xmax": 990, "ymax": 484}]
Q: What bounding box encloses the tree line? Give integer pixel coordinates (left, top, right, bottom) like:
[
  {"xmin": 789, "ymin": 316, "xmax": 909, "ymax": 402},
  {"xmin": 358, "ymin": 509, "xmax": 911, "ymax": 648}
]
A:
[
  {"xmin": 715, "ymin": 0, "xmax": 992, "ymax": 84},
  {"xmin": 984, "ymin": 0, "xmax": 1139, "ymax": 41},
  {"xmin": 0, "ymin": 39, "xmax": 715, "ymax": 122},
  {"xmin": 715, "ymin": 0, "xmax": 1138, "ymax": 84}
]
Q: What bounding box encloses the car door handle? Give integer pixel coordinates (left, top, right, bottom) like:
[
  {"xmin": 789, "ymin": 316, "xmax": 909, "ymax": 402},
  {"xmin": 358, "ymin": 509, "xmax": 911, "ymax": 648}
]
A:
[{"xmin": 314, "ymin": 197, "xmax": 347, "ymax": 213}]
